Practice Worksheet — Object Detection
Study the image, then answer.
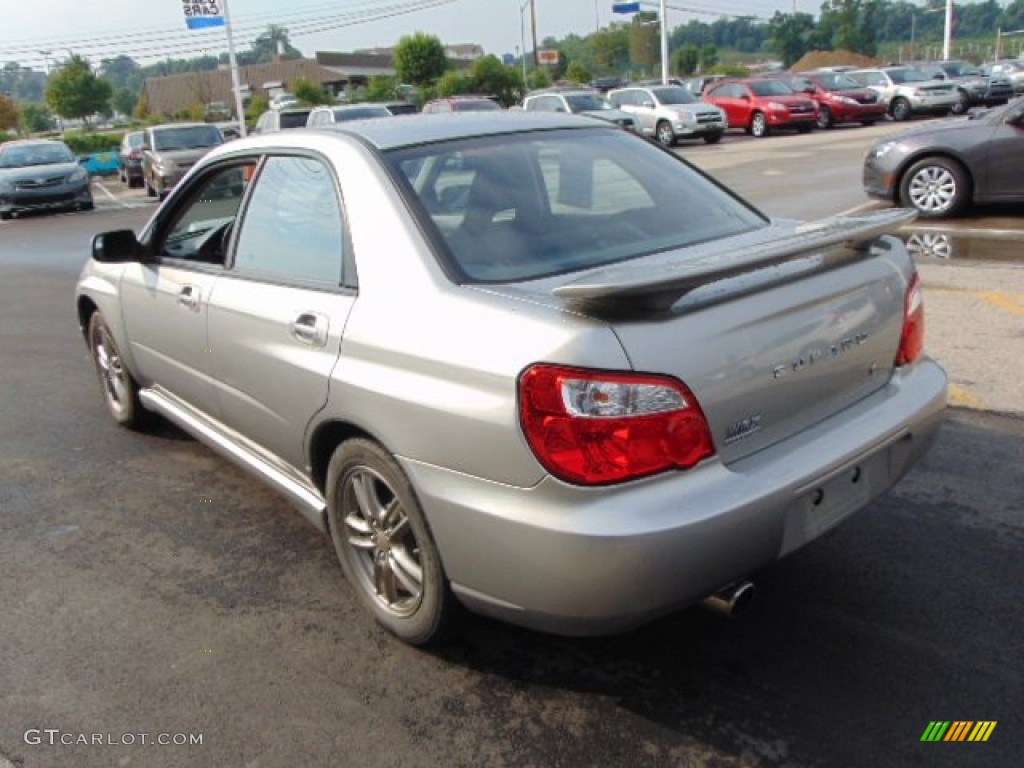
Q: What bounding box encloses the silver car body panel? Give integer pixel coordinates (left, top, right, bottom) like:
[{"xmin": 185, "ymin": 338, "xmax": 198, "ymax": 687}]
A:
[{"xmin": 76, "ymin": 114, "xmax": 946, "ymax": 635}]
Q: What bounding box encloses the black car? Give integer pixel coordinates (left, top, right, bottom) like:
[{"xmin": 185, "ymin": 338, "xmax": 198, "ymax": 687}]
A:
[
  {"xmin": 0, "ymin": 139, "xmax": 94, "ymax": 220},
  {"xmin": 118, "ymin": 131, "xmax": 145, "ymax": 187},
  {"xmin": 863, "ymin": 99, "xmax": 1024, "ymax": 217}
]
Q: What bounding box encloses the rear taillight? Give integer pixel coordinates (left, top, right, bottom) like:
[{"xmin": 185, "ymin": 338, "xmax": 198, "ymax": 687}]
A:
[
  {"xmin": 896, "ymin": 272, "xmax": 924, "ymax": 366},
  {"xmin": 518, "ymin": 364, "xmax": 715, "ymax": 485}
]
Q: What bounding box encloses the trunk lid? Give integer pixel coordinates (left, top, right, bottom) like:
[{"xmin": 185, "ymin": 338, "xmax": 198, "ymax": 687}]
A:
[{"xmin": 493, "ymin": 211, "xmax": 916, "ymax": 464}]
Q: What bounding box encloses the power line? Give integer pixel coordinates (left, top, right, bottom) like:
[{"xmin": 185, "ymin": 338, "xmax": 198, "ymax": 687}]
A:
[{"xmin": 1, "ymin": 0, "xmax": 454, "ymax": 68}]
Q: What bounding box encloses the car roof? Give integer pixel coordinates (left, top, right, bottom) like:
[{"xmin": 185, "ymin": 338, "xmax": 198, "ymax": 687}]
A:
[
  {"xmin": 0, "ymin": 138, "xmax": 68, "ymax": 148},
  {"xmin": 150, "ymin": 122, "xmax": 212, "ymax": 131},
  {"xmin": 312, "ymin": 112, "xmax": 602, "ymax": 151}
]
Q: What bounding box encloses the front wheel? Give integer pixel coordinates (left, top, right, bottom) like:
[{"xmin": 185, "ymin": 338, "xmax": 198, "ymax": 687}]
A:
[
  {"xmin": 750, "ymin": 112, "xmax": 769, "ymax": 138},
  {"xmin": 816, "ymin": 106, "xmax": 834, "ymax": 129},
  {"xmin": 890, "ymin": 97, "xmax": 912, "ymax": 122},
  {"xmin": 88, "ymin": 312, "xmax": 149, "ymax": 428},
  {"xmin": 326, "ymin": 439, "xmax": 456, "ymax": 645},
  {"xmin": 950, "ymin": 90, "xmax": 970, "ymax": 116},
  {"xmin": 899, "ymin": 156, "xmax": 971, "ymax": 218},
  {"xmin": 702, "ymin": 132, "xmax": 722, "ymax": 144},
  {"xmin": 655, "ymin": 120, "xmax": 676, "ymax": 147}
]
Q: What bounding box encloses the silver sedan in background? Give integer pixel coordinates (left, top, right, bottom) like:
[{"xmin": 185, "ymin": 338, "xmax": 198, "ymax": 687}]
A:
[{"xmin": 76, "ymin": 114, "xmax": 945, "ymax": 644}]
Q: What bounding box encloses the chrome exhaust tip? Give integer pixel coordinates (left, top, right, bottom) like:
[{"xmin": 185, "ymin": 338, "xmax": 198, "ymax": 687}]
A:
[{"xmin": 702, "ymin": 580, "xmax": 755, "ymax": 617}]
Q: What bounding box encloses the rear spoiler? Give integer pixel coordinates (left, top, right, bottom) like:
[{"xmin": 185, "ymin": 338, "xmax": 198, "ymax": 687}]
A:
[{"xmin": 552, "ymin": 208, "xmax": 917, "ymax": 313}]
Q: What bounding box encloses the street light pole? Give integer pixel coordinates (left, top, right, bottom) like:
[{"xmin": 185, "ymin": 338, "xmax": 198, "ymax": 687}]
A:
[
  {"xmin": 942, "ymin": 0, "xmax": 953, "ymax": 61},
  {"xmin": 221, "ymin": 0, "xmax": 247, "ymax": 137},
  {"xmin": 660, "ymin": 0, "xmax": 669, "ymax": 84},
  {"xmin": 519, "ymin": 0, "xmax": 530, "ymax": 86},
  {"xmin": 530, "ymin": 0, "xmax": 539, "ymax": 69}
]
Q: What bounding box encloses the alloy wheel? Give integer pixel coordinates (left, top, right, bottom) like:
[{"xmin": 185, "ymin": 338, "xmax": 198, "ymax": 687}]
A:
[
  {"xmin": 91, "ymin": 322, "xmax": 130, "ymax": 419},
  {"xmin": 907, "ymin": 165, "xmax": 957, "ymax": 215}
]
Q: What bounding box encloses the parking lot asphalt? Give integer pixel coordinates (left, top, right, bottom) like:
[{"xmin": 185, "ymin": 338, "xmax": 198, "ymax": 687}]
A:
[{"xmin": 1, "ymin": 126, "xmax": 1021, "ymax": 768}]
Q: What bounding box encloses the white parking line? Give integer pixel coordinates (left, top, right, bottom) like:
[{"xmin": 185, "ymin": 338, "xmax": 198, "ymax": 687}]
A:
[{"xmin": 92, "ymin": 179, "xmax": 145, "ymax": 209}]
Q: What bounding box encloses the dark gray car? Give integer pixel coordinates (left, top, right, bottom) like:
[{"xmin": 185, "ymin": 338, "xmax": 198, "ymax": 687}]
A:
[
  {"xmin": 141, "ymin": 123, "xmax": 224, "ymax": 200},
  {"xmin": 909, "ymin": 60, "xmax": 1014, "ymax": 114},
  {"xmin": 0, "ymin": 139, "xmax": 93, "ymax": 220},
  {"xmin": 863, "ymin": 99, "xmax": 1024, "ymax": 217}
]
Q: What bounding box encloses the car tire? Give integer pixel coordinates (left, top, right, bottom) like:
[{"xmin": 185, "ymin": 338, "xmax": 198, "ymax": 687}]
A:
[
  {"xmin": 702, "ymin": 132, "xmax": 722, "ymax": 144},
  {"xmin": 0, "ymin": 211, "xmax": 11, "ymax": 221},
  {"xmin": 890, "ymin": 97, "xmax": 912, "ymax": 122},
  {"xmin": 750, "ymin": 112, "xmax": 769, "ymax": 138},
  {"xmin": 326, "ymin": 438, "xmax": 456, "ymax": 645},
  {"xmin": 898, "ymin": 156, "xmax": 971, "ymax": 219},
  {"xmin": 656, "ymin": 120, "xmax": 676, "ymax": 147},
  {"xmin": 80, "ymin": 202, "xmax": 94, "ymax": 212},
  {"xmin": 816, "ymin": 106, "xmax": 834, "ymax": 129},
  {"xmin": 796, "ymin": 124, "xmax": 813, "ymax": 133},
  {"xmin": 145, "ymin": 176, "xmax": 156, "ymax": 198},
  {"xmin": 950, "ymin": 90, "xmax": 970, "ymax": 115},
  {"xmin": 87, "ymin": 312, "xmax": 150, "ymax": 429},
  {"xmin": 860, "ymin": 120, "xmax": 877, "ymax": 127}
]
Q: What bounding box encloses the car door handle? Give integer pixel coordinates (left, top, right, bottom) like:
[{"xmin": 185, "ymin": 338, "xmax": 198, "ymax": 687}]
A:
[
  {"xmin": 177, "ymin": 284, "xmax": 201, "ymax": 311},
  {"xmin": 290, "ymin": 312, "xmax": 329, "ymax": 347}
]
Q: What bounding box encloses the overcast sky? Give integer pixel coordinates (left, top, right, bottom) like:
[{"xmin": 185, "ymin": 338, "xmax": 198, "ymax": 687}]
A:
[{"xmin": 0, "ymin": 0, "xmax": 803, "ymax": 70}]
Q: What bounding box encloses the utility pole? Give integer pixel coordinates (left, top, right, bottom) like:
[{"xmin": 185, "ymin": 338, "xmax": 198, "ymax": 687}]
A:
[
  {"xmin": 222, "ymin": 0, "xmax": 247, "ymax": 137},
  {"xmin": 530, "ymin": 0, "xmax": 539, "ymax": 69},
  {"xmin": 660, "ymin": 0, "xmax": 669, "ymax": 84},
  {"xmin": 942, "ymin": 0, "xmax": 952, "ymax": 61}
]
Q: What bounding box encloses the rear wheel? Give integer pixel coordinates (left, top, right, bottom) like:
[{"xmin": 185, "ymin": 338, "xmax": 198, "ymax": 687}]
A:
[
  {"xmin": 0, "ymin": 211, "xmax": 11, "ymax": 221},
  {"xmin": 750, "ymin": 112, "xmax": 769, "ymax": 138},
  {"xmin": 816, "ymin": 106, "xmax": 834, "ymax": 129},
  {"xmin": 899, "ymin": 156, "xmax": 971, "ymax": 218},
  {"xmin": 326, "ymin": 439, "xmax": 456, "ymax": 645},
  {"xmin": 145, "ymin": 175, "xmax": 156, "ymax": 198},
  {"xmin": 87, "ymin": 312, "xmax": 149, "ymax": 428},
  {"xmin": 656, "ymin": 120, "xmax": 676, "ymax": 147}
]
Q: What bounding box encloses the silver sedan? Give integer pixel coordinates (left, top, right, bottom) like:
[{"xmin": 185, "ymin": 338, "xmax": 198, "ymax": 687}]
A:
[{"xmin": 76, "ymin": 113, "xmax": 946, "ymax": 643}]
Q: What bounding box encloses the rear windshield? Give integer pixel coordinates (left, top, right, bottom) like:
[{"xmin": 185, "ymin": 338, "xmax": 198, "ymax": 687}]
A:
[
  {"xmin": 384, "ymin": 103, "xmax": 418, "ymax": 115},
  {"xmin": 451, "ymin": 100, "xmax": 500, "ymax": 112},
  {"xmin": 333, "ymin": 107, "xmax": 391, "ymax": 121},
  {"xmin": 280, "ymin": 110, "xmax": 313, "ymax": 128},
  {"xmin": 886, "ymin": 68, "xmax": 927, "ymax": 84},
  {"xmin": 152, "ymin": 125, "xmax": 223, "ymax": 150},
  {"xmin": 565, "ymin": 93, "xmax": 611, "ymax": 111},
  {"xmin": 386, "ymin": 128, "xmax": 765, "ymax": 283}
]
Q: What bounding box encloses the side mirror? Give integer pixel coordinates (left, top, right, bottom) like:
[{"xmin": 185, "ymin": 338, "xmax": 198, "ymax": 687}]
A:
[
  {"xmin": 92, "ymin": 230, "xmax": 141, "ymax": 263},
  {"xmin": 740, "ymin": 93, "xmax": 751, "ymax": 101}
]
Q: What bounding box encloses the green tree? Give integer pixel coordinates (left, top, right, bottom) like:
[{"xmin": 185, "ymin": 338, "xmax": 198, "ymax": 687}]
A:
[
  {"xmin": 394, "ymin": 33, "xmax": 448, "ymax": 86},
  {"xmin": 244, "ymin": 25, "xmax": 302, "ymax": 64},
  {"xmin": 111, "ymin": 87, "xmax": 137, "ymax": 117},
  {"xmin": 18, "ymin": 102, "xmax": 55, "ymax": 133},
  {"xmin": 700, "ymin": 44, "xmax": 719, "ymax": 71},
  {"xmin": 436, "ymin": 71, "xmax": 474, "ymax": 97},
  {"xmin": 468, "ymin": 55, "xmax": 523, "ymax": 106},
  {"xmin": 630, "ymin": 13, "xmax": 660, "ymax": 73},
  {"xmin": 526, "ymin": 68, "xmax": 552, "ymax": 90},
  {"xmin": 769, "ymin": 12, "xmax": 817, "ymax": 68},
  {"xmin": 45, "ymin": 54, "xmax": 112, "ymax": 128},
  {"xmin": 565, "ymin": 61, "xmax": 592, "ymax": 84},
  {"xmin": 245, "ymin": 95, "xmax": 269, "ymax": 123},
  {"xmin": 0, "ymin": 95, "xmax": 18, "ymax": 132},
  {"xmin": 673, "ymin": 44, "xmax": 700, "ymax": 75},
  {"xmin": 590, "ymin": 25, "xmax": 630, "ymax": 73},
  {"xmin": 293, "ymin": 78, "xmax": 333, "ymax": 105},
  {"xmin": 365, "ymin": 75, "xmax": 399, "ymax": 102}
]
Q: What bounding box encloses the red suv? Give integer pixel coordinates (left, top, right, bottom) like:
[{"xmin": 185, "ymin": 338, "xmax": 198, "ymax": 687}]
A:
[
  {"xmin": 705, "ymin": 78, "xmax": 818, "ymax": 137},
  {"xmin": 776, "ymin": 72, "xmax": 888, "ymax": 129}
]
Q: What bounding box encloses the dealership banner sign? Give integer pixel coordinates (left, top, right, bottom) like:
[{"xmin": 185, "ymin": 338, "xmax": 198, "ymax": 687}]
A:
[{"xmin": 181, "ymin": 0, "xmax": 225, "ymax": 30}]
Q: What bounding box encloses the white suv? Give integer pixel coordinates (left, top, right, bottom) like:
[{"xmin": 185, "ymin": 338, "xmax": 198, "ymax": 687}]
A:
[
  {"xmin": 607, "ymin": 84, "xmax": 727, "ymax": 145},
  {"xmin": 847, "ymin": 67, "xmax": 958, "ymax": 121}
]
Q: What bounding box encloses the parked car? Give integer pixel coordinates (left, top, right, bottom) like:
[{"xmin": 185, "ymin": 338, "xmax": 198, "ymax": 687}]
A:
[
  {"xmin": 908, "ymin": 60, "xmax": 1014, "ymax": 114},
  {"xmin": 118, "ymin": 131, "xmax": 146, "ymax": 187},
  {"xmin": 204, "ymin": 101, "xmax": 233, "ymax": 121},
  {"xmin": 421, "ymin": 96, "xmax": 501, "ymax": 113},
  {"xmin": 704, "ymin": 78, "xmax": 817, "ymax": 137},
  {"xmin": 846, "ymin": 67, "xmax": 958, "ymax": 121},
  {"xmin": 589, "ymin": 76, "xmax": 628, "ymax": 93},
  {"xmin": 141, "ymin": 122, "xmax": 224, "ymax": 200},
  {"xmin": 252, "ymin": 107, "xmax": 314, "ymax": 134},
  {"xmin": 679, "ymin": 75, "xmax": 730, "ymax": 95},
  {"xmin": 269, "ymin": 92, "xmax": 299, "ymax": 110},
  {"xmin": 76, "ymin": 112, "xmax": 946, "ymax": 644},
  {"xmin": 607, "ymin": 84, "xmax": 726, "ymax": 145},
  {"xmin": 982, "ymin": 60, "xmax": 1024, "ymax": 95},
  {"xmin": 307, "ymin": 104, "xmax": 393, "ymax": 127},
  {"xmin": 0, "ymin": 139, "xmax": 93, "ymax": 220},
  {"xmin": 523, "ymin": 88, "xmax": 638, "ymax": 131},
  {"xmin": 863, "ymin": 98, "xmax": 1024, "ymax": 217},
  {"xmin": 377, "ymin": 101, "xmax": 418, "ymax": 116},
  {"xmin": 775, "ymin": 71, "xmax": 887, "ymax": 128}
]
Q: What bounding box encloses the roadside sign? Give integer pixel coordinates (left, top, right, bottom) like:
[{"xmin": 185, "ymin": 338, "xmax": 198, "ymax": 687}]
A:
[
  {"xmin": 612, "ymin": 2, "xmax": 641, "ymax": 13},
  {"xmin": 182, "ymin": 0, "xmax": 226, "ymax": 30},
  {"xmin": 502, "ymin": 54, "xmax": 515, "ymax": 66},
  {"xmin": 537, "ymin": 49, "xmax": 560, "ymax": 65}
]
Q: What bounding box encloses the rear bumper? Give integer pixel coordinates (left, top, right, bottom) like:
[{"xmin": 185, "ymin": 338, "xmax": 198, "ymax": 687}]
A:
[{"xmin": 404, "ymin": 359, "xmax": 947, "ymax": 635}]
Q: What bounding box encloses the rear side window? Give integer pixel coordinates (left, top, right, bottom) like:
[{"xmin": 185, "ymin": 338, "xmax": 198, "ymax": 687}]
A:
[{"xmin": 388, "ymin": 128, "xmax": 765, "ymax": 283}]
